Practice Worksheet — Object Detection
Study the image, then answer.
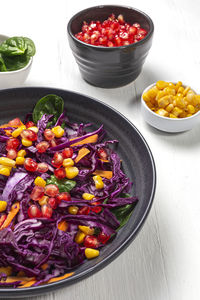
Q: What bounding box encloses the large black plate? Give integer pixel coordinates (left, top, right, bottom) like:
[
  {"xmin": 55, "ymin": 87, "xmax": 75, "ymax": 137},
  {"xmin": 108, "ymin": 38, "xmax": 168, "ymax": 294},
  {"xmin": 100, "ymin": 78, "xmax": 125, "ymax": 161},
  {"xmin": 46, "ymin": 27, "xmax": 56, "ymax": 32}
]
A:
[{"xmin": 0, "ymin": 87, "xmax": 156, "ymax": 298}]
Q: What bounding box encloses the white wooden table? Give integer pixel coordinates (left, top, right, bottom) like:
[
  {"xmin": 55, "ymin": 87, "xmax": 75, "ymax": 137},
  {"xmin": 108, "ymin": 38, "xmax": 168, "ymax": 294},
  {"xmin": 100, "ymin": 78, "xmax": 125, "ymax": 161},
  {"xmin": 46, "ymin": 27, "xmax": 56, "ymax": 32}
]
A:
[{"xmin": 1, "ymin": 0, "xmax": 200, "ymax": 299}]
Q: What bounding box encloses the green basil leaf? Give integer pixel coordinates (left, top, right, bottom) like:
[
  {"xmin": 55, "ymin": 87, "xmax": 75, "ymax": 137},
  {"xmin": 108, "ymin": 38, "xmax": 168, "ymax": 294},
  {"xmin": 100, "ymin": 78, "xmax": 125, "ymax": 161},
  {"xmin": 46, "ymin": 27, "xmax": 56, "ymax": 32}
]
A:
[
  {"xmin": 33, "ymin": 94, "xmax": 64, "ymax": 126},
  {"xmin": 111, "ymin": 193, "xmax": 135, "ymax": 230},
  {"xmin": 0, "ymin": 37, "xmax": 27, "ymax": 56},
  {"xmin": 2, "ymin": 53, "xmax": 30, "ymax": 71},
  {"xmin": 0, "ymin": 54, "xmax": 7, "ymax": 71},
  {"xmin": 46, "ymin": 175, "xmax": 76, "ymax": 193}
]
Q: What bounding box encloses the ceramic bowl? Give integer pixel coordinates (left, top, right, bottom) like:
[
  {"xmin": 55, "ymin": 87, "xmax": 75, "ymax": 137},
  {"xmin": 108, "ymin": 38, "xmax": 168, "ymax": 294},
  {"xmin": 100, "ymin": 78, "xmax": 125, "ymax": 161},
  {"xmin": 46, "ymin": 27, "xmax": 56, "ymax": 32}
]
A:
[
  {"xmin": 141, "ymin": 82, "xmax": 200, "ymax": 132},
  {"xmin": 0, "ymin": 35, "xmax": 32, "ymax": 89},
  {"xmin": 67, "ymin": 5, "xmax": 154, "ymax": 88}
]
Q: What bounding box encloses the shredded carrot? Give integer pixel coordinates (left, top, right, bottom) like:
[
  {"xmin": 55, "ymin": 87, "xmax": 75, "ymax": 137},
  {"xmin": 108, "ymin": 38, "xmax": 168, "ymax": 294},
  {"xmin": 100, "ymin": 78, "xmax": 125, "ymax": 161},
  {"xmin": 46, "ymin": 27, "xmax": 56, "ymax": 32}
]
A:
[
  {"xmin": 70, "ymin": 134, "xmax": 98, "ymax": 146},
  {"xmin": 5, "ymin": 130, "xmax": 12, "ymax": 136},
  {"xmin": 47, "ymin": 272, "xmax": 74, "ymax": 283},
  {"xmin": 58, "ymin": 220, "xmax": 68, "ymax": 232},
  {"xmin": 1, "ymin": 276, "xmax": 35, "ymax": 285},
  {"xmin": 0, "ymin": 123, "xmax": 9, "ymax": 128},
  {"xmin": 0, "ymin": 202, "xmax": 20, "ymax": 229},
  {"xmin": 92, "ymin": 170, "xmax": 113, "ymax": 179},
  {"xmin": 41, "ymin": 263, "xmax": 49, "ymax": 271},
  {"xmin": 75, "ymin": 148, "xmax": 90, "ymax": 163},
  {"xmin": 98, "ymin": 158, "xmax": 110, "ymax": 163},
  {"xmin": 18, "ymin": 279, "xmax": 37, "ymax": 288}
]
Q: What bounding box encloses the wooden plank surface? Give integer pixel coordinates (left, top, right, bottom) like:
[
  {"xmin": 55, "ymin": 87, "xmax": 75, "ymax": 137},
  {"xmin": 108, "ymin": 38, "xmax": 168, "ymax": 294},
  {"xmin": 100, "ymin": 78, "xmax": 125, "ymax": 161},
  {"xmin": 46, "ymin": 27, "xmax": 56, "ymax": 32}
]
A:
[{"xmin": 0, "ymin": 0, "xmax": 200, "ymax": 299}]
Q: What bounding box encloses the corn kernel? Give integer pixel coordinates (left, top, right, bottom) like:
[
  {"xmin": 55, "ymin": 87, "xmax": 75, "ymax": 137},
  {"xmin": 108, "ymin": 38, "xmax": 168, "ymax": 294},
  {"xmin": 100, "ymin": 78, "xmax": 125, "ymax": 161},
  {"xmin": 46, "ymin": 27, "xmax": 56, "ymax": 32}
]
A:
[
  {"xmin": 0, "ymin": 164, "xmax": 12, "ymax": 171},
  {"xmin": 142, "ymin": 92, "xmax": 151, "ymax": 102},
  {"xmin": 17, "ymin": 149, "xmax": 26, "ymax": 157},
  {"xmin": 68, "ymin": 206, "xmax": 79, "ymax": 215},
  {"xmin": 163, "ymin": 87, "xmax": 176, "ymax": 96},
  {"xmin": 93, "ymin": 175, "xmax": 104, "ymax": 189},
  {"xmin": 187, "ymin": 104, "xmax": 195, "ymax": 114},
  {"xmin": 195, "ymin": 95, "xmax": 200, "ymax": 105},
  {"xmin": 34, "ymin": 176, "xmax": 46, "ymax": 187},
  {"xmin": 16, "ymin": 157, "xmax": 25, "ymax": 165},
  {"xmin": 156, "ymin": 90, "xmax": 166, "ymax": 100},
  {"xmin": 85, "ymin": 248, "xmax": 99, "ymax": 259},
  {"xmin": 169, "ymin": 113, "xmax": 177, "ymax": 118},
  {"xmin": 65, "ymin": 166, "xmax": 79, "ymax": 179},
  {"xmin": 155, "ymin": 109, "xmax": 168, "ymax": 117},
  {"xmin": 146, "ymin": 87, "xmax": 158, "ymax": 100},
  {"xmin": 0, "ymin": 157, "xmax": 16, "ymax": 167},
  {"xmin": 79, "ymin": 225, "xmax": 94, "ymax": 235},
  {"xmin": 39, "ymin": 196, "xmax": 49, "ymax": 206},
  {"xmin": 28, "ymin": 126, "xmax": 38, "ymax": 133},
  {"xmin": 75, "ymin": 231, "xmax": 86, "ymax": 244},
  {"xmin": 186, "ymin": 90, "xmax": 195, "ymax": 103},
  {"xmin": 156, "ymin": 80, "xmax": 168, "ymax": 90},
  {"xmin": 187, "ymin": 114, "xmax": 192, "ymax": 117},
  {"xmin": 51, "ymin": 126, "xmax": 65, "ymax": 138},
  {"xmin": 11, "ymin": 125, "xmax": 26, "ymax": 138},
  {"xmin": 166, "ymin": 104, "xmax": 174, "ymax": 112},
  {"xmin": 82, "ymin": 193, "xmax": 95, "ymax": 200},
  {"xmin": 172, "ymin": 107, "xmax": 183, "ymax": 117},
  {"xmin": 177, "ymin": 87, "xmax": 185, "ymax": 94},
  {"xmin": 0, "ymin": 201, "xmax": 7, "ymax": 212},
  {"xmin": 183, "ymin": 86, "xmax": 191, "ymax": 96},
  {"xmin": 58, "ymin": 220, "xmax": 68, "ymax": 232},
  {"xmin": 157, "ymin": 95, "xmax": 171, "ymax": 108},
  {"xmin": 21, "ymin": 138, "xmax": 32, "ymax": 147},
  {"xmin": 0, "ymin": 266, "xmax": 12, "ymax": 276},
  {"xmin": 63, "ymin": 158, "xmax": 74, "ymax": 168}
]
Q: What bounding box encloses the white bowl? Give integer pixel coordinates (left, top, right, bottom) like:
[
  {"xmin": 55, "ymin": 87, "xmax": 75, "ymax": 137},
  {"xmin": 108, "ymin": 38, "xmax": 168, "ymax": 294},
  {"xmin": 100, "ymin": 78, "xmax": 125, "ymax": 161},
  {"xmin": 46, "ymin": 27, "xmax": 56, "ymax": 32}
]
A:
[
  {"xmin": 0, "ymin": 34, "xmax": 32, "ymax": 89},
  {"xmin": 141, "ymin": 82, "xmax": 200, "ymax": 133}
]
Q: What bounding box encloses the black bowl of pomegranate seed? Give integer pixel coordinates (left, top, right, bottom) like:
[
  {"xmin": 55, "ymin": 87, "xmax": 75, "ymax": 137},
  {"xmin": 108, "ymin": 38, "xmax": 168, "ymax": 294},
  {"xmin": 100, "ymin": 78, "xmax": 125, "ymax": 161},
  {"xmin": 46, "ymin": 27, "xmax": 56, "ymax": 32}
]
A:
[{"xmin": 67, "ymin": 5, "xmax": 154, "ymax": 88}]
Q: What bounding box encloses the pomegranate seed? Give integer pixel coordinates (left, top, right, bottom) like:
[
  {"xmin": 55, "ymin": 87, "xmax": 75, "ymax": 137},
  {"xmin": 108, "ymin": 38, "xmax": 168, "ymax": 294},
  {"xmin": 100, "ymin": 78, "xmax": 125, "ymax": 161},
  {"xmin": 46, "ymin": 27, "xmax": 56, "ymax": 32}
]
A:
[
  {"xmin": 24, "ymin": 158, "xmax": 38, "ymax": 172},
  {"xmin": 62, "ymin": 148, "xmax": 73, "ymax": 159},
  {"xmin": 51, "ymin": 152, "xmax": 63, "ymax": 168},
  {"xmin": 28, "ymin": 205, "xmax": 42, "ymax": 218},
  {"xmin": 30, "ymin": 186, "xmax": 45, "ymax": 201},
  {"xmin": 7, "ymin": 149, "xmax": 17, "ymax": 159},
  {"xmin": 54, "ymin": 168, "xmax": 66, "ymax": 179},
  {"xmin": 36, "ymin": 141, "xmax": 49, "ymax": 153},
  {"xmin": 44, "ymin": 129, "xmax": 55, "ymax": 141},
  {"xmin": 129, "ymin": 26, "xmax": 137, "ymax": 35},
  {"xmin": 91, "ymin": 206, "xmax": 102, "ymax": 214},
  {"xmin": 45, "ymin": 184, "xmax": 59, "ymax": 197},
  {"xmin": 37, "ymin": 162, "xmax": 49, "ymax": 173},
  {"xmin": 132, "ymin": 22, "xmax": 140, "ymax": 28},
  {"xmin": 48, "ymin": 197, "xmax": 58, "ymax": 209},
  {"xmin": 97, "ymin": 148, "xmax": 108, "ymax": 160},
  {"xmin": 25, "ymin": 121, "xmax": 35, "ymax": 128},
  {"xmin": 78, "ymin": 206, "xmax": 90, "ymax": 215},
  {"xmin": 117, "ymin": 14, "xmax": 124, "ymax": 24},
  {"xmin": 56, "ymin": 192, "xmax": 71, "ymax": 204},
  {"xmin": 50, "ymin": 139, "xmax": 57, "ymax": 147},
  {"xmin": 98, "ymin": 232, "xmax": 110, "ymax": 244},
  {"xmin": 84, "ymin": 235, "xmax": 99, "ymax": 248},
  {"xmin": 107, "ymin": 41, "xmax": 114, "ymax": 47},
  {"xmin": 21, "ymin": 129, "xmax": 37, "ymax": 141},
  {"xmin": 41, "ymin": 204, "xmax": 53, "ymax": 218},
  {"xmin": 8, "ymin": 118, "xmax": 21, "ymax": 127},
  {"xmin": 6, "ymin": 138, "xmax": 20, "ymax": 150}
]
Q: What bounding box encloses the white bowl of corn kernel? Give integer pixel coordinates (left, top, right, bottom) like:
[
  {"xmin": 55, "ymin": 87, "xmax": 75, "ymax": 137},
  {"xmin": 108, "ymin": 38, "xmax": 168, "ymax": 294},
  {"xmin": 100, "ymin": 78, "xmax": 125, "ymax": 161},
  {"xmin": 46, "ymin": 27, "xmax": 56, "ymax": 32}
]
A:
[{"xmin": 141, "ymin": 80, "xmax": 200, "ymax": 132}]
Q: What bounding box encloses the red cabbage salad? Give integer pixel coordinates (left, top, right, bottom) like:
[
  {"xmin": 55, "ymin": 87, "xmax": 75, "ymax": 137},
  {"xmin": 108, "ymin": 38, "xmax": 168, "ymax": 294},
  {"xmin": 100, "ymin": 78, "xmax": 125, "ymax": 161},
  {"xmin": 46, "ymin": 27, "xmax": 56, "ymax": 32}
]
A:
[{"xmin": 0, "ymin": 94, "xmax": 137, "ymax": 288}]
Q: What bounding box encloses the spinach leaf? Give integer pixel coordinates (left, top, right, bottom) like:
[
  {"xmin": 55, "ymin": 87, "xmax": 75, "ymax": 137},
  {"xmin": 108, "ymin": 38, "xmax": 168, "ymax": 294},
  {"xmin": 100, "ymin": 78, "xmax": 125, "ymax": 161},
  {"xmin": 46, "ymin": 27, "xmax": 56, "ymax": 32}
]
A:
[
  {"xmin": 111, "ymin": 193, "xmax": 135, "ymax": 230},
  {"xmin": 23, "ymin": 37, "xmax": 36, "ymax": 57},
  {"xmin": 46, "ymin": 175, "xmax": 76, "ymax": 193},
  {"xmin": 2, "ymin": 53, "xmax": 30, "ymax": 71},
  {"xmin": 33, "ymin": 94, "xmax": 64, "ymax": 126},
  {"xmin": 0, "ymin": 54, "xmax": 7, "ymax": 71},
  {"xmin": 0, "ymin": 37, "xmax": 27, "ymax": 56}
]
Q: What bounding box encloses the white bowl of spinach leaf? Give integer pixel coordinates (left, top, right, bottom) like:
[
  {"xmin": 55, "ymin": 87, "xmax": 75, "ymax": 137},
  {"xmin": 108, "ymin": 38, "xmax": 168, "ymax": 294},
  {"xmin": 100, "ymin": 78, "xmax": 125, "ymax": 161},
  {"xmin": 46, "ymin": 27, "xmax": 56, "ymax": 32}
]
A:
[{"xmin": 0, "ymin": 35, "xmax": 36, "ymax": 88}]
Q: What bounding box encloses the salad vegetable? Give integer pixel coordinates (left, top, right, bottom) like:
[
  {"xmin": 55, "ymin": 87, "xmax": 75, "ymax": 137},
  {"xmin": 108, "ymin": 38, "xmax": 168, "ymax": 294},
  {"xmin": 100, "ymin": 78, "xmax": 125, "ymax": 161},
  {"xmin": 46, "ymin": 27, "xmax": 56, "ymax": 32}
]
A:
[
  {"xmin": 0, "ymin": 94, "xmax": 138, "ymax": 287},
  {"xmin": 0, "ymin": 36, "xmax": 36, "ymax": 72}
]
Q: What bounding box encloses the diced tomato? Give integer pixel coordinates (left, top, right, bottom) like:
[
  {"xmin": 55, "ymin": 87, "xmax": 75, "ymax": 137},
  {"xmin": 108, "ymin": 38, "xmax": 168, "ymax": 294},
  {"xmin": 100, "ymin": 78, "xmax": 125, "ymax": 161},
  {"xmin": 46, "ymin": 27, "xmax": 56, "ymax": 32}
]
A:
[
  {"xmin": 37, "ymin": 162, "xmax": 49, "ymax": 173},
  {"xmin": 8, "ymin": 118, "xmax": 21, "ymax": 127},
  {"xmin": 84, "ymin": 235, "xmax": 99, "ymax": 248},
  {"xmin": 45, "ymin": 184, "xmax": 59, "ymax": 197},
  {"xmin": 62, "ymin": 148, "xmax": 73, "ymax": 159},
  {"xmin": 54, "ymin": 167, "xmax": 66, "ymax": 179},
  {"xmin": 97, "ymin": 148, "xmax": 108, "ymax": 160},
  {"xmin": 51, "ymin": 152, "xmax": 63, "ymax": 168},
  {"xmin": 24, "ymin": 158, "xmax": 38, "ymax": 172},
  {"xmin": 21, "ymin": 129, "xmax": 37, "ymax": 141},
  {"xmin": 30, "ymin": 186, "xmax": 45, "ymax": 201},
  {"xmin": 48, "ymin": 197, "xmax": 58, "ymax": 209},
  {"xmin": 28, "ymin": 205, "xmax": 42, "ymax": 218},
  {"xmin": 41, "ymin": 204, "xmax": 53, "ymax": 218},
  {"xmin": 78, "ymin": 206, "xmax": 90, "ymax": 215},
  {"xmin": 6, "ymin": 138, "xmax": 20, "ymax": 150},
  {"xmin": 36, "ymin": 141, "xmax": 49, "ymax": 153},
  {"xmin": 44, "ymin": 129, "xmax": 55, "ymax": 141},
  {"xmin": 91, "ymin": 206, "xmax": 102, "ymax": 214},
  {"xmin": 25, "ymin": 121, "xmax": 35, "ymax": 128},
  {"xmin": 56, "ymin": 192, "xmax": 71, "ymax": 204},
  {"xmin": 98, "ymin": 232, "xmax": 110, "ymax": 244},
  {"xmin": 7, "ymin": 149, "xmax": 17, "ymax": 159}
]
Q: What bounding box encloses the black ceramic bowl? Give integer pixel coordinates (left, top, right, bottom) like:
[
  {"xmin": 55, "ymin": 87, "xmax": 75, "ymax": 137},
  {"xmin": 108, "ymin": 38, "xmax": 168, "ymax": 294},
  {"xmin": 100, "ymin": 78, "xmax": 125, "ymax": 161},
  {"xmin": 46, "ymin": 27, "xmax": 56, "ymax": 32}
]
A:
[
  {"xmin": 0, "ymin": 87, "xmax": 156, "ymax": 298},
  {"xmin": 67, "ymin": 5, "xmax": 154, "ymax": 88}
]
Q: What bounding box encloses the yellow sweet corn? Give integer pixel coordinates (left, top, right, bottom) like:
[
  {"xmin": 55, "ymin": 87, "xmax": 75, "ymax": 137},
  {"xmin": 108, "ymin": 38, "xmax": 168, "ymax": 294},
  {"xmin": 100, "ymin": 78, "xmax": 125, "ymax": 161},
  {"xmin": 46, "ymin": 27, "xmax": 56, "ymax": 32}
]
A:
[
  {"xmin": 65, "ymin": 167, "xmax": 79, "ymax": 179},
  {"xmin": 11, "ymin": 125, "xmax": 26, "ymax": 138},
  {"xmin": 79, "ymin": 225, "xmax": 94, "ymax": 235},
  {"xmin": 17, "ymin": 149, "xmax": 26, "ymax": 157},
  {"xmin": 21, "ymin": 138, "xmax": 32, "ymax": 147},
  {"xmin": 51, "ymin": 126, "xmax": 64, "ymax": 138},
  {"xmin": 85, "ymin": 248, "xmax": 99, "ymax": 259},
  {"xmin": 0, "ymin": 201, "xmax": 7, "ymax": 212},
  {"xmin": 0, "ymin": 167, "xmax": 10, "ymax": 176},
  {"xmin": 34, "ymin": 176, "xmax": 46, "ymax": 187},
  {"xmin": 63, "ymin": 158, "xmax": 74, "ymax": 168},
  {"xmin": 28, "ymin": 126, "xmax": 39, "ymax": 133},
  {"xmin": 155, "ymin": 109, "xmax": 168, "ymax": 117},
  {"xmin": 93, "ymin": 175, "xmax": 104, "ymax": 189},
  {"xmin": 68, "ymin": 206, "xmax": 79, "ymax": 215},
  {"xmin": 0, "ymin": 157, "xmax": 16, "ymax": 167},
  {"xmin": 82, "ymin": 193, "xmax": 95, "ymax": 201},
  {"xmin": 15, "ymin": 157, "xmax": 25, "ymax": 165},
  {"xmin": 187, "ymin": 104, "xmax": 195, "ymax": 114},
  {"xmin": 75, "ymin": 231, "xmax": 86, "ymax": 244},
  {"xmin": 156, "ymin": 80, "xmax": 168, "ymax": 90}
]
